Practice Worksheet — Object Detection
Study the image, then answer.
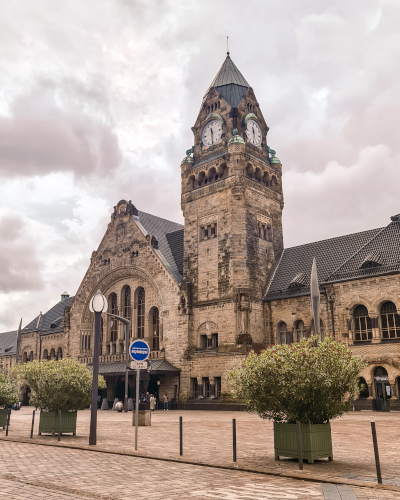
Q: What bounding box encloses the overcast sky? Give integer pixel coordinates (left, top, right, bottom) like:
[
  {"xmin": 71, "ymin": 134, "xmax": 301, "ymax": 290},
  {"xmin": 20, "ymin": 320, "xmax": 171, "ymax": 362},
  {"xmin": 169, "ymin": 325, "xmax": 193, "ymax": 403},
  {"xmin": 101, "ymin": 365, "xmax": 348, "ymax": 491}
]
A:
[{"xmin": 0, "ymin": 0, "xmax": 399, "ymax": 331}]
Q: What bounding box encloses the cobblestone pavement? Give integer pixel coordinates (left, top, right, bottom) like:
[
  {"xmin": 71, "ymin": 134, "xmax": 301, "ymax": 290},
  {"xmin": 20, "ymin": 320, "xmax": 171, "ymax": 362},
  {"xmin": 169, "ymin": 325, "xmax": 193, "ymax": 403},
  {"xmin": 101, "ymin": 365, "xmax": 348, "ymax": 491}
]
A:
[
  {"xmin": 1, "ymin": 441, "xmax": 400, "ymax": 500},
  {"xmin": 1, "ymin": 408, "xmax": 400, "ymax": 489}
]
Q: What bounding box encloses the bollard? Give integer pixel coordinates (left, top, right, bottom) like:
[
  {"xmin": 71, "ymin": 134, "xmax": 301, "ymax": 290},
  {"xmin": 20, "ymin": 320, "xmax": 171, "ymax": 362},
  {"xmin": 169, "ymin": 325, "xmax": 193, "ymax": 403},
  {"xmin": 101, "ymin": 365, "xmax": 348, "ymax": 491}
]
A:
[
  {"xmin": 232, "ymin": 418, "xmax": 237, "ymax": 462},
  {"xmin": 30, "ymin": 410, "xmax": 36, "ymax": 439},
  {"xmin": 5, "ymin": 408, "xmax": 11, "ymax": 436},
  {"xmin": 179, "ymin": 416, "xmax": 183, "ymax": 456},
  {"xmin": 371, "ymin": 418, "xmax": 382, "ymax": 484},
  {"xmin": 296, "ymin": 420, "xmax": 303, "ymax": 470},
  {"xmin": 57, "ymin": 411, "xmax": 61, "ymax": 442}
]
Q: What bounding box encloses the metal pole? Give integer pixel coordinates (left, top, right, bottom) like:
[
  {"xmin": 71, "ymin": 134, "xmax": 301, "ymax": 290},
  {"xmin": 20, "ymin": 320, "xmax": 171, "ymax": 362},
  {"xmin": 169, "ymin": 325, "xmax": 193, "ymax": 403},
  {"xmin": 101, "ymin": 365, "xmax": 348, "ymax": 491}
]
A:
[
  {"xmin": 179, "ymin": 416, "xmax": 183, "ymax": 456},
  {"xmin": 233, "ymin": 418, "xmax": 237, "ymax": 462},
  {"xmin": 5, "ymin": 408, "xmax": 10, "ymax": 436},
  {"xmin": 371, "ymin": 419, "xmax": 382, "ymax": 484},
  {"xmin": 89, "ymin": 311, "xmax": 101, "ymax": 446},
  {"xmin": 296, "ymin": 420, "xmax": 303, "ymax": 470},
  {"xmin": 57, "ymin": 410, "xmax": 61, "ymax": 442},
  {"xmin": 124, "ymin": 324, "xmax": 129, "ymax": 412},
  {"xmin": 30, "ymin": 410, "xmax": 35, "ymax": 438},
  {"xmin": 135, "ymin": 369, "xmax": 140, "ymax": 450}
]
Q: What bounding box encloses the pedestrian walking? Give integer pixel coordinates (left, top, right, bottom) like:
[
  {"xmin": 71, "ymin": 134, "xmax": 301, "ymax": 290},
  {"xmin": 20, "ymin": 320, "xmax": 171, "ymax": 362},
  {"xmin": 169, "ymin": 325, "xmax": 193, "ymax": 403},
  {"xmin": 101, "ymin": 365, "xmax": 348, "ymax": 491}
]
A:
[
  {"xmin": 163, "ymin": 393, "xmax": 169, "ymax": 411},
  {"xmin": 145, "ymin": 392, "xmax": 150, "ymax": 402},
  {"xmin": 150, "ymin": 394, "xmax": 156, "ymax": 413}
]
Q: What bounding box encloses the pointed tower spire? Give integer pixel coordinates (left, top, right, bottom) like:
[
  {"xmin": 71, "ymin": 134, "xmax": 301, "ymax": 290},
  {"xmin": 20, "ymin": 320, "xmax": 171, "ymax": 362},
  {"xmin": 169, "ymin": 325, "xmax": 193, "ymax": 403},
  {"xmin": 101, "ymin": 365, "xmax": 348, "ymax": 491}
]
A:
[{"xmin": 204, "ymin": 54, "xmax": 250, "ymax": 108}]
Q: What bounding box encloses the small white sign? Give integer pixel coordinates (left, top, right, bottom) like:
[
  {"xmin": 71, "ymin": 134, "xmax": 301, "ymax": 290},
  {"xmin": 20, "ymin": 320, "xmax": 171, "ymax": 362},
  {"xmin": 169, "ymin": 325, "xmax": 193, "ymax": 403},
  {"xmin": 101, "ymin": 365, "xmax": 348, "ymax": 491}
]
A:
[{"xmin": 130, "ymin": 360, "xmax": 147, "ymax": 370}]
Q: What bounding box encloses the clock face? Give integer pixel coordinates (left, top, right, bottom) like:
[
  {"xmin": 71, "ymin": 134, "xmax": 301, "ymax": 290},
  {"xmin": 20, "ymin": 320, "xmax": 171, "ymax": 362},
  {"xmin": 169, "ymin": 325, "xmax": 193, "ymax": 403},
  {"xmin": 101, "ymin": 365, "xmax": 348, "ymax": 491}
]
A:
[
  {"xmin": 202, "ymin": 120, "xmax": 222, "ymax": 146},
  {"xmin": 246, "ymin": 119, "xmax": 262, "ymax": 146}
]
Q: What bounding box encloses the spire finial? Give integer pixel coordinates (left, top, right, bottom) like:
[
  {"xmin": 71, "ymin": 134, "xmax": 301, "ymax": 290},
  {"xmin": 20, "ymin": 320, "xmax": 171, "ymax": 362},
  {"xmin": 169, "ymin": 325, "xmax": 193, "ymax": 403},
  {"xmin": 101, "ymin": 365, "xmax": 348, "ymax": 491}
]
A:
[{"xmin": 227, "ymin": 36, "xmax": 230, "ymax": 56}]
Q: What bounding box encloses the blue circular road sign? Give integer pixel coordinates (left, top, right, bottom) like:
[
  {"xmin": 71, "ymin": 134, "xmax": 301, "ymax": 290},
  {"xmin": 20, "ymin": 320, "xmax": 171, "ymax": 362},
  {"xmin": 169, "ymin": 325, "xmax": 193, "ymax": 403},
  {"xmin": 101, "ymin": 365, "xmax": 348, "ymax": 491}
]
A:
[{"xmin": 129, "ymin": 340, "xmax": 150, "ymax": 361}]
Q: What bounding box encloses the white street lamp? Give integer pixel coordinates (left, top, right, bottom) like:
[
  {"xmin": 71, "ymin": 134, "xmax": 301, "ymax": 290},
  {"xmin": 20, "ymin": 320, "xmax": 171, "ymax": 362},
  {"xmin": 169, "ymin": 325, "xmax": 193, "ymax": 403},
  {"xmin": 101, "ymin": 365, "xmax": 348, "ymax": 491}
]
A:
[{"xmin": 89, "ymin": 290, "xmax": 107, "ymax": 446}]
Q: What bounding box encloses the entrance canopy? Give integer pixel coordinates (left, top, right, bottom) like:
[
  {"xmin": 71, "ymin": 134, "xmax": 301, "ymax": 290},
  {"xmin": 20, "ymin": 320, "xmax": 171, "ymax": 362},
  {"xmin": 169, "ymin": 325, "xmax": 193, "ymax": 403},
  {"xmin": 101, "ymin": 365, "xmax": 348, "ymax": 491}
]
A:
[{"xmin": 90, "ymin": 359, "xmax": 180, "ymax": 377}]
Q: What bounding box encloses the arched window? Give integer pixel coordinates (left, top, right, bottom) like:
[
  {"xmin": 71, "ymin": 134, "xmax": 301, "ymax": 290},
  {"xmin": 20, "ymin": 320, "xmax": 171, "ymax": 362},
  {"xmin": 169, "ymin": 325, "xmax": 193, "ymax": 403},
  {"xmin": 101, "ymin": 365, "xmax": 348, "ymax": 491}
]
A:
[
  {"xmin": 43, "ymin": 349, "xmax": 48, "ymax": 361},
  {"xmin": 358, "ymin": 377, "xmax": 369, "ymax": 398},
  {"xmin": 23, "ymin": 352, "xmax": 27, "ymax": 363},
  {"xmin": 152, "ymin": 308, "xmax": 160, "ymax": 350},
  {"xmin": 29, "ymin": 351, "xmax": 34, "ymax": 362},
  {"xmin": 380, "ymin": 301, "xmax": 400, "ymax": 339},
  {"xmin": 354, "ymin": 305, "xmax": 372, "ymax": 341},
  {"xmin": 110, "ymin": 293, "xmax": 118, "ymax": 342},
  {"xmin": 278, "ymin": 322, "xmax": 292, "ymax": 345},
  {"xmin": 295, "ymin": 320, "xmax": 305, "ymax": 341},
  {"xmin": 57, "ymin": 348, "xmax": 63, "ymax": 360},
  {"xmin": 124, "ymin": 286, "xmax": 132, "ymax": 338},
  {"xmin": 50, "ymin": 348, "xmax": 56, "ymax": 360},
  {"xmin": 137, "ymin": 288, "xmax": 145, "ymax": 339}
]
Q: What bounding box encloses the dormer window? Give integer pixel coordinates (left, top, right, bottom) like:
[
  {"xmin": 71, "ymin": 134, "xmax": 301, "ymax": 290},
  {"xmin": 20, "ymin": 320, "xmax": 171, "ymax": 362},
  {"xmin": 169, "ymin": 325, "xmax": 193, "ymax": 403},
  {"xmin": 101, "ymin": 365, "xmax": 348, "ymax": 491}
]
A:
[
  {"xmin": 288, "ymin": 272, "xmax": 307, "ymax": 289},
  {"xmin": 360, "ymin": 251, "xmax": 383, "ymax": 269}
]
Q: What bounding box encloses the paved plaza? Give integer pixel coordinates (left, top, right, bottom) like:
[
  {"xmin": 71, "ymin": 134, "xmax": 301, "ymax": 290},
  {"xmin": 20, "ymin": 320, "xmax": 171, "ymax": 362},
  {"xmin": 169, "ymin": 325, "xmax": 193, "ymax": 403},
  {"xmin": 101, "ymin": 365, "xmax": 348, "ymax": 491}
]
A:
[
  {"xmin": 0, "ymin": 441, "xmax": 399, "ymax": 500},
  {"xmin": 1, "ymin": 408, "xmax": 400, "ymax": 499}
]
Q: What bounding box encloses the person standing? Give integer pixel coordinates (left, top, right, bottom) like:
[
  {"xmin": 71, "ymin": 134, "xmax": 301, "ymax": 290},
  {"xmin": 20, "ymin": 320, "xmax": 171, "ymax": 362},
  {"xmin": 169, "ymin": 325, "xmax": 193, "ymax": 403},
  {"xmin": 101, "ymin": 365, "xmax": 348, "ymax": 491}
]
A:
[
  {"xmin": 163, "ymin": 394, "xmax": 168, "ymax": 411},
  {"xmin": 97, "ymin": 394, "xmax": 102, "ymax": 408},
  {"xmin": 150, "ymin": 394, "xmax": 156, "ymax": 413}
]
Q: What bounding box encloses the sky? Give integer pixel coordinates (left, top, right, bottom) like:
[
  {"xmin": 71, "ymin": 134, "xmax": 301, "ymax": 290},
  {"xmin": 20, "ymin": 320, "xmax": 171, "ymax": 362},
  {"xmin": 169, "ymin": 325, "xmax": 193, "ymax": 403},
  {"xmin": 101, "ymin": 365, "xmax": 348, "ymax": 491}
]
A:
[{"xmin": 0, "ymin": 0, "xmax": 399, "ymax": 331}]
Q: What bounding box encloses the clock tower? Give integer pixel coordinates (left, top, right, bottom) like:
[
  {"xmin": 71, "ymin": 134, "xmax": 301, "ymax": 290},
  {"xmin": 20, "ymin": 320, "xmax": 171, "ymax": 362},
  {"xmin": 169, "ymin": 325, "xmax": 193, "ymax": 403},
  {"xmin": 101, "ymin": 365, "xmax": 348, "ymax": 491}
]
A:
[{"xmin": 180, "ymin": 53, "xmax": 284, "ymax": 355}]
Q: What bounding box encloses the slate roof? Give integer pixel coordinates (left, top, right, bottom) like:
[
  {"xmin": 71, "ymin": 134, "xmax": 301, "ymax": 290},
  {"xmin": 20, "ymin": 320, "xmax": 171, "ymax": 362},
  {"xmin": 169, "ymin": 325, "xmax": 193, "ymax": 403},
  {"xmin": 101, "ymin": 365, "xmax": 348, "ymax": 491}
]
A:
[
  {"xmin": 0, "ymin": 330, "xmax": 17, "ymax": 356},
  {"xmin": 205, "ymin": 55, "xmax": 250, "ymax": 107},
  {"xmin": 264, "ymin": 225, "xmax": 387, "ymax": 302},
  {"xmin": 22, "ymin": 296, "xmax": 74, "ymax": 335},
  {"xmin": 0, "ymin": 296, "xmax": 74, "ymax": 357},
  {"xmin": 135, "ymin": 211, "xmax": 183, "ymax": 282},
  {"xmin": 166, "ymin": 228, "xmax": 184, "ymax": 276},
  {"xmin": 327, "ymin": 220, "xmax": 400, "ymax": 283},
  {"xmin": 93, "ymin": 359, "xmax": 180, "ymax": 375}
]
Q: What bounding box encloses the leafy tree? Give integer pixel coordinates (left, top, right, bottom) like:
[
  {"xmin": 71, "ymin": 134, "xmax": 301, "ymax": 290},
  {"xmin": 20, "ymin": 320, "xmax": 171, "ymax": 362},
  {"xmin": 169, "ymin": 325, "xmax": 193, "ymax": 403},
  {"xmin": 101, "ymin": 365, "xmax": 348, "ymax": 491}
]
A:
[
  {"xmin": 228, "ymin": 335, "xmax": 365, "ymax": 424},
  {"xmin": 0, "ymin": 372, "xmax": 19, "ymax": 408},
  {"xmin": 13, "ymin": 359, "xmax": 106, "ymax": 412}
]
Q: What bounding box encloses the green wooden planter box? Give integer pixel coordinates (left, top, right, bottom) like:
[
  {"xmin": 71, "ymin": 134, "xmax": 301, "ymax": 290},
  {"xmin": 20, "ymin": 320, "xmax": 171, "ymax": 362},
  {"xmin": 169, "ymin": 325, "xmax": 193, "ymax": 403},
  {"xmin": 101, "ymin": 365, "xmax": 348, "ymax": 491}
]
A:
[
  {"xmin": 274, "ymin": 422, "xmax": 333, "ymax": 464},
  {"xmin": 0, "ymin": 408, "xmax": 7, "ymax": 429},
  {"xmin": 38, "ymin": 411, "xmax": 77, "ymax": 436}
]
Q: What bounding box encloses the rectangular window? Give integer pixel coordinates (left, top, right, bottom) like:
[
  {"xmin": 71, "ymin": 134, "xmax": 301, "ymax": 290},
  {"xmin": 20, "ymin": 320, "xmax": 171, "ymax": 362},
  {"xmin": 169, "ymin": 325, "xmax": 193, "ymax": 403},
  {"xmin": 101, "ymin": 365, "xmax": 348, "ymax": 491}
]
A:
[
  {"xmin": 212, "ymin": 333, "xmax": 218, "ymax": 348},
  {"xmin": 211, "ymin": 227, "xmax": 215, "ymax": 236},
  {"xmin": 88, "ymin": 335, "xmax": 91, "ymax": 351},
  {"xmin": 215, "ymin": 377, "xmax": 221, "ymax": 398},
  {"xmin": 192, "ymin": 378, "xmax": 198, "ymax": 398},
  {"xmin": 204, "ymin": 378, "xmax": 210, "ymax": 398},
  {"xmin": 200, "ymin": 334, "xmax": 207, "ymax": 349},
  {"xmin": 204, "ymin": 229, "xmax": 208, "ymax": 237}
]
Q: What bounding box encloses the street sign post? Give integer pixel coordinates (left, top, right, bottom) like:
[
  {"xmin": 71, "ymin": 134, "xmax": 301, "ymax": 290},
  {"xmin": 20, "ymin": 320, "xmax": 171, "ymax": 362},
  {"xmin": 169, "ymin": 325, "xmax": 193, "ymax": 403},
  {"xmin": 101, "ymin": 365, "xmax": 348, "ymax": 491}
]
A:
[{"xmin": 129, "ymin": 340, "xmax": 150, "ymax": 450}]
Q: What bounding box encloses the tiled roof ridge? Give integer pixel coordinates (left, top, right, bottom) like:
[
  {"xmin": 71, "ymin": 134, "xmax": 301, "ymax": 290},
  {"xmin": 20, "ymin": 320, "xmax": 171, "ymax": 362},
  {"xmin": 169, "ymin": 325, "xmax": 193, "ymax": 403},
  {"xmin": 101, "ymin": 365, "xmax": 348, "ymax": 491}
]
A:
[
  {"xmin": 325, "ymin": 224, "xmax": 389, "ymax": 281},
  {"xmin": 264, "ymin": 249, "xmax": 285, "ymax": 296}
]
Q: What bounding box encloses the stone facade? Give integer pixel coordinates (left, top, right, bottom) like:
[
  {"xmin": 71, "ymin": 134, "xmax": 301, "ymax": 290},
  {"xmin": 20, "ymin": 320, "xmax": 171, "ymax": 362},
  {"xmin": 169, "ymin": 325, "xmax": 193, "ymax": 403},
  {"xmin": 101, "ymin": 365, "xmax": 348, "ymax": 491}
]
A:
[{"xmin": 2, "ymin": 54, "xmax": 399, "ymax": 412}]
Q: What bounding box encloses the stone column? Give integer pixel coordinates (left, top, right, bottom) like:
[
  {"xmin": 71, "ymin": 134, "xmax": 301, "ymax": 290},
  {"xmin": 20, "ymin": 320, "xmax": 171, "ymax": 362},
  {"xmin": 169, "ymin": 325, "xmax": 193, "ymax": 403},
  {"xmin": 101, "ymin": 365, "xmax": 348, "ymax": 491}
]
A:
[
  {"xmin": 209, "ymin": 377, "xmax": 215, "ymax": 399},
  {"xmin": 371, "ymin": 316, "xmax": 381, "ymax": 343},
  {"xmin": 197, "ymin": 377, "xmax": 204, "ymax": 398}
]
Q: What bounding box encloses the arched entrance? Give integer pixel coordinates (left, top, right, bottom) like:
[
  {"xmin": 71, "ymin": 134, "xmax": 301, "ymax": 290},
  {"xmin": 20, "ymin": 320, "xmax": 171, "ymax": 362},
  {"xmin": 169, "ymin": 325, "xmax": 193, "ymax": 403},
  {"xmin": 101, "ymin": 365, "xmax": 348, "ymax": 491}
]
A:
[{"xmin": 374, "ymin": 366, "xmax": 391, "ymax": 412}]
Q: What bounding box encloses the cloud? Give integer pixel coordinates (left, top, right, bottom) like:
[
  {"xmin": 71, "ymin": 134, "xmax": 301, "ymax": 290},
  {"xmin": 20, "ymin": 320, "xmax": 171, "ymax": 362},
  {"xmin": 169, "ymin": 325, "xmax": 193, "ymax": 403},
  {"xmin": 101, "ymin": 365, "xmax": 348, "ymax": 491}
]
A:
[
  {"xmin": 282, "ymin": 144, "xmax": 400, "ymax": 247},
  {"xmin": 0, "ymin": 79, "xmax": 122, "ymax": 178},
  {"xmin": 0, "ymin": 211, "xmax": 44, "ymax": 293},
  {"xmin": 0, "ymin": 0, "xmax": 399, "ymax": 331}
]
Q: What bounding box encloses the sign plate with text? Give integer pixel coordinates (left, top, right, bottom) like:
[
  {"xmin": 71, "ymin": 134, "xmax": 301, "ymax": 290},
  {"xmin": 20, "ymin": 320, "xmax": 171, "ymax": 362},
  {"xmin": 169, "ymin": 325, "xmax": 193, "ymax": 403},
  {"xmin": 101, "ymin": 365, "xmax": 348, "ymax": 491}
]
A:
[
  {"xmin": 129, "ymin": 339, "xmax": 150, "ymax": 361},
  {"xmin": 130, "ymin": 360, "xmax": 147, "ymax": 370}
]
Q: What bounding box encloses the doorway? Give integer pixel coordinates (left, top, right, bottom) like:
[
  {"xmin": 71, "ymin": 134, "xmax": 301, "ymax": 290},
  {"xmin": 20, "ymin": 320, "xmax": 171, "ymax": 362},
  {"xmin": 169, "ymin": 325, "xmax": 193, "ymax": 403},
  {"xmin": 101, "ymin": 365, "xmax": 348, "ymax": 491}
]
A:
[{"xmin": 374, "ymin": 366, "xmax": 391, "ymax": 412}]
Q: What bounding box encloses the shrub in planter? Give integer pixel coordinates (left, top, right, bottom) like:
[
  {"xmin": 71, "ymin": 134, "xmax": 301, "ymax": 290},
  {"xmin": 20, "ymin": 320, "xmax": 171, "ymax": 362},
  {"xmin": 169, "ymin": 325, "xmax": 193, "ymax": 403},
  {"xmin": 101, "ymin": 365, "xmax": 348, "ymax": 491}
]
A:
[
  {"xmin": 228, "ymin": 336, "xmax": 365, "ymax": 463},
  {"xmin": 13, "ymin": 359, "xmax": 106, "ymax": 435},
  {"xmin": 0, "ymin": 373, "xmax": 19, "ymax": 429}
]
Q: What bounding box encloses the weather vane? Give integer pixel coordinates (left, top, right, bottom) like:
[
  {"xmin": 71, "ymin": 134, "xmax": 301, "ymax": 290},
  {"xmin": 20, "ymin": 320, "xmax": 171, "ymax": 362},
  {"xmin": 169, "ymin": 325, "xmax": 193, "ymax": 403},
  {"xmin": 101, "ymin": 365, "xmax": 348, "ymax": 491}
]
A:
[{"xmin": 227, "ymin": 36, "xmax": 230, "ymax": 56}]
